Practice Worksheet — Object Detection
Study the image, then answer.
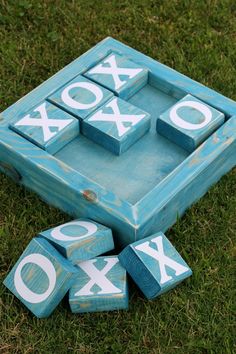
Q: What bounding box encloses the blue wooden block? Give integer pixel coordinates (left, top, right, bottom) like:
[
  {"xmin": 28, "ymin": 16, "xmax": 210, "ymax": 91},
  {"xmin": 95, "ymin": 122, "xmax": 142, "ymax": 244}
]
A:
[
  {"xmin": 84, "ymin": 52, "xmax": 148, "ymax": 100},
  {"xmin": 82, "ymin": 97, "xmax": 150, "ymax": 155},
  {"xmin": 38, "ymin": 218, "xmax": 114, "ymax": 264},
  {"xmin": 3, "ymin": 237, "xmax": 77, "ymax": 318},
  {"xmin": 119, "ymin": 232, "xmax": 192, "ymax": 299},
  {"xmin": 10, "ymin": 101, "xmax": 79, "ymax": 154},
  {"xmin": 69, "ymin": 256, "xmax": 128, "ymax": 313},
  {"xmin": 47, "ymin": 75, "xmax": 113, "ymax": 121},
  {"xmin": 156, "ymin": 94, "xmax": 225, "ymax": 152}
]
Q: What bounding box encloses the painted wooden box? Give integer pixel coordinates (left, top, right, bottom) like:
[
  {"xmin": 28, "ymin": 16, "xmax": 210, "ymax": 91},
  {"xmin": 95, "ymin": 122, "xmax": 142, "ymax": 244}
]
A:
[{"xmin": 0, "ymin": 37, "xmax": 235, "ymax": 247}]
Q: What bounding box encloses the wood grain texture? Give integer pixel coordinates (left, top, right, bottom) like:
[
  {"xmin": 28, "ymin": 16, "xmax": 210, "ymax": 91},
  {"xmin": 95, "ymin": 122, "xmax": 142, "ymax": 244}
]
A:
[
  {"xmin": 82, "ymin": 97, "xmax": 150, "ymax": 155},
  {"xmin": 84, "ymin": 51, "xmax": 148, "ymax": 100},
  {"xmin": 48, "ymin": 74, "xmax": 113, "ymax": 121},
  {"xmin": 3, "ymin": 237, "xmax": 77, "ymax": 318},
  {"xmin": 156, "ymin": 94, "xmax": 225, "ymax": 152},
  {"xmin": 10, "ymin": 101, "xmax": 79, "ymax": 154},
  {"xmin": 69, "ymin": 256, "xmax": 128, "ymax": 313},
  {"xmin": 38, "ymin": 219, "xmax": 114, "ymax": 264},
  {"xmin": 135, "ymin": 117, "xmax": 236, "ymax": 240},
  {"xmin": 0, "ymin": 37, "xmax": 235, "ymax": 247},
  {"xmin": 119, "ymin": 232, "xmax": 192, "ymax": 299}
]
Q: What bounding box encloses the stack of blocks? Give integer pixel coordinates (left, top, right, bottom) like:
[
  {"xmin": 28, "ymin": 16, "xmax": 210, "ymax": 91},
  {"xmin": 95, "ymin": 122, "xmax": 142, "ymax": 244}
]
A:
[
  {"xmin": 4, "ymin": 218, "xmax": 192, "ymax": 317},
  {"xmin": 11, "ymin": 52, "xmax": 151, "ymax": 156},
  {"xmin": 9, "ymin": 50, "xmax": 225, "ymax": 157}
]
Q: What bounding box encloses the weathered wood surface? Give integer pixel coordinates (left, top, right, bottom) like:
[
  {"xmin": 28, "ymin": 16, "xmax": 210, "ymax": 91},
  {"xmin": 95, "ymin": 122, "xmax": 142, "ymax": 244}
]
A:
[
  {"xmin": 39, "ymin": 219, "xmax": 114, "ymax": 264},
  {"xmin": 48, "ymin": 74, "xmax": 113, "ymax": 121},
  {"xmin": 84, "ymin": 51, "xmax": 148, "ymax": 100},
  {"xmin": 69, "ymin": 256, "xmax": 128, "ymax": 313},
  {"xmin": 10, "ymin": 101, "xmax": 79, "ymax": 154},
  {"xmin": 0, "ymin": 37, "xmax": 235, "ymax": 247},
  {"xmin": 119, "ymin": 232, "xmax": 192, "ymax": 299},
  {"xmin": 82, "ymin": 97, "xmax": 150, "ymax": 155},
  {"xmin": 3, "ymin": 237, "xmax": 77, "ymax": 318},
  {"xmin": 156, "ymin": 94, "xmax": 225, "ymax": 152}
]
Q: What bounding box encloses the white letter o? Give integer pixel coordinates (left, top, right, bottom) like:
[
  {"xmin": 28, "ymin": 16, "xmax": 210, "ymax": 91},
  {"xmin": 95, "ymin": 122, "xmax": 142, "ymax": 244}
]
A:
[
  {"xmin": 170, "ymin": 100, "xmax": 212, "ymax": 130},
  {"xmin": 61, "ymin": 82, "xmax": 103, "ymax": 110},
  {"xmin": 14, "ymin": 253, "xmax": 56, "ymax": 303},
  {"xmin": 51, "ymin": 221, "xmax": 98, "ymax": 241}
]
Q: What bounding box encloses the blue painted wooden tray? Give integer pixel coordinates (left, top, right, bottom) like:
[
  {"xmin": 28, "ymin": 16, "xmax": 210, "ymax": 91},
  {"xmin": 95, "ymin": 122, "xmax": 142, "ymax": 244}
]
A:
[{"xmin": 0, "ymin": 37, "xmax": 235, "ymax": 247}]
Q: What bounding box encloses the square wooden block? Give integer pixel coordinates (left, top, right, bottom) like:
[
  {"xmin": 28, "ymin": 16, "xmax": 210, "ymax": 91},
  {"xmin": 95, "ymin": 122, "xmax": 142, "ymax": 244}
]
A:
[
  {"xmin": 48, "ymin": 75, "xmax": 113, "ymax": 121},
  {"xmin": 84, "ymin": 52, "xmax": 148, "ymax": 100},
  {"xmin": 82, "ymin": 97, "xmax": 150, "ymax": 155},
  {"xmin": 156, "ymin": 94, "xmax": 225, "ymax": 152},
  {"xmin": 38, "ymin": 219, "xmax": 114, "ymax": 264},
  {"xmin": 10, "ymin": 101, "xmax": 79, "ymax": 154},
  {"xmin": 69, "ymin": 256, "xmax": 128, "ymax": 313},
  {"xmin": 119, "ymin": 232, "xmax": 192, "ymax": 299},
  {"xmin": 3, "ymin": 237, "xmax": 77, "ymax": 318}
]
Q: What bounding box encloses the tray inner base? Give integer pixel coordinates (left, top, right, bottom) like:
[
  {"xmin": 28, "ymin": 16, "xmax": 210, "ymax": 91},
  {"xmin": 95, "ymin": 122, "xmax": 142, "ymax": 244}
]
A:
[{"xmin": 54, "ymin": 83, "xmax": 189, "ymax": 204}]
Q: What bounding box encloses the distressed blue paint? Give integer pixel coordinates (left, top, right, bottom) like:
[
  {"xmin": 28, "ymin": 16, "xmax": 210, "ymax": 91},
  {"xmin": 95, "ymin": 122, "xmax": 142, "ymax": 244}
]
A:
[
  {"xmin": 48, "ymin": 75, "xmax": 113, "ymax": 121},
  {"xmin": 119, "ymin": 232, "xmax": 192, "ymax": 299},
  {"xmin": 38, "ymin": 218, "xmax": 114, "ymax": 264},
  {"xmin": 84, "ymin": 51, "xmax": 148, "ymax": 100},
  {"xmin": 3, "ymin": 237, "xmax": 77, "ymax": 318},
  {"xmin": 10, "ymin": 101, "xmax": 79, "ymax": 154},
  {"xmin": 57, "ymin": 84, "xmax": 184, "ymax": 203},
  {"xmin": 82, "ymin": 97, "xmax": 150, "ymax": 155},
  {"xmin": 0, "ymin": 38, "xmax": 235, "ymax": 247},
  {"xmin": 69, "ymin": 256, "xmax": 128, "ymax": 313},
  {"xmin": 156, "ymin": 94, "xmax": 225, "ymax": 152},
  {"xmin": 135, "ymin": 117, "xmax": 236, "ymax": 241}
]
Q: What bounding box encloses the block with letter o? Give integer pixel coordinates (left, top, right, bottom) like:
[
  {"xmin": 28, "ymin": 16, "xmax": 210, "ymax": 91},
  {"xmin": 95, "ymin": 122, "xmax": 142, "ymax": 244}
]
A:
[
  {"xmin": 156, "ymin": 94, "xmax": 225, "ymax": 151},
  {"xmin": 38, "ymin": 218, "xmax": 114, "ymax": 264},
  {"xmin": 3, "ymin": 237, "xmax": 77, "ymax": 318},
  {"xmin": 48, "ymin": 75, "xmax": 113, "ymax": 121}
]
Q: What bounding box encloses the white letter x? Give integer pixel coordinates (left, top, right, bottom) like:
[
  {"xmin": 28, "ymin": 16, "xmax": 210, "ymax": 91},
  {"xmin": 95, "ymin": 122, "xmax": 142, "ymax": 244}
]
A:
[
  {"xmin": 135, "ymin": 236, "xmax": 189, "ymax": 285},
  {"xmin": 15, "ymin": 102, "xmax": 73, "ymax": 142},
  {"xmin": 75, "ymin": 258, "xmax": 122, "ymax": 296},
  {"xmin": 88, "ymin": 54, "xmax": 143, "ymax": 90},
  {"xmin": 88, "ymin": 98, "xmax": 145, "ymax": 137}
]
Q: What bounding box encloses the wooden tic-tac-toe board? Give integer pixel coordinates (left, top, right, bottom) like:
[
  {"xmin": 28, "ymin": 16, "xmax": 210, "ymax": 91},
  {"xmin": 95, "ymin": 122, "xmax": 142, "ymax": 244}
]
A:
[{"xmin": 0, "ymin": 37, "xmax": 235, "ymax": 247}]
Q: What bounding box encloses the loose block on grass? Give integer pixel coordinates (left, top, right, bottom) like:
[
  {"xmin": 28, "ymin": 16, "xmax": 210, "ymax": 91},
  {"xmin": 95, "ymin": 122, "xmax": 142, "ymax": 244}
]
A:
[
  {"xmin": 119, "ymin": 232, "xmax": 192, "ymax": 299},
  {"xmin": 48, "ymin": 75, "xmax": 113, "ymax": 121},
  {"xmin": 38, "ymin": 219, "xmax": 114, "ymax": 264},
  {"xmin": 10, "ymin": 101, "xmax": 79, "ymax": 154},
  {"xmin": 3, "ymin": 237, "xmax": 77, "ymax": 318},
  {"xmin": 69, "ymin": 256, "xmax": 128, "ymax": 313},
  {"xmin": 82, "ymin": 97, "xmax": 150, "ymax": 155},
  {"xmin": 156, "ymin": 94, "xmax": 225, "ymax": 152},
  {"xmin": 84, "ymin": 52, "xmax": 148, "ymax": 100}
]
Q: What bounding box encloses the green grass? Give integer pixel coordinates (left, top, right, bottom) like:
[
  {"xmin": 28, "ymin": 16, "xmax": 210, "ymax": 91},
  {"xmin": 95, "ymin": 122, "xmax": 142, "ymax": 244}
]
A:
[{"xmin": 0, "ymin": 0, "xmax": 235, "ymax": 353}]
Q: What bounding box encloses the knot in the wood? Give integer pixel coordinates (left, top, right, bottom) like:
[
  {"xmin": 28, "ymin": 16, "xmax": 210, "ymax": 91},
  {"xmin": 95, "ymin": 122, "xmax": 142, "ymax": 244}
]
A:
[{"xmin": 82, "ymin": 190, "xmax": 98, "ymax": 202}]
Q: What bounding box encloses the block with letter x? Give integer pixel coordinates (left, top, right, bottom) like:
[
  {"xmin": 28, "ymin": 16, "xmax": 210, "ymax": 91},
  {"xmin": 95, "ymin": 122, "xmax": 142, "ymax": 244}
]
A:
[
  {"xmin": 82, "ymin": 97, "xmax": 151, "ymax": 155},
  {"xmin": 119, "ymin": 232, "xmax": 192, "ymax": 299},
  {"xmin": 84, "ymin": 52, "xmax": 148, "ymax": 100},
  {"xmin": 3, "ymin": 237, "xmax": 77, "ymax": 318},
  {"xmin": 10, "ymin": 101, "xmax": 79, "ymax": 154},
  {"xmin": 69, "ymin": 256, "xmax": 128, "ymax": 313},
  {"xmin": 156, "ymin": 94, "xmax": 225, "ymax": 152},
  {"xmin": 38, "ymin": 218, "xmax": 114, "ymax": 264}
]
